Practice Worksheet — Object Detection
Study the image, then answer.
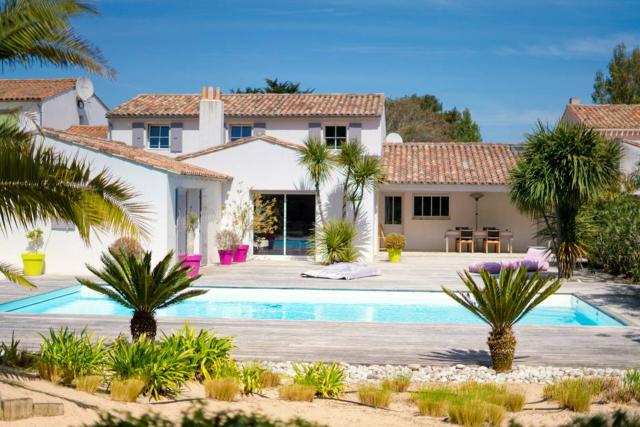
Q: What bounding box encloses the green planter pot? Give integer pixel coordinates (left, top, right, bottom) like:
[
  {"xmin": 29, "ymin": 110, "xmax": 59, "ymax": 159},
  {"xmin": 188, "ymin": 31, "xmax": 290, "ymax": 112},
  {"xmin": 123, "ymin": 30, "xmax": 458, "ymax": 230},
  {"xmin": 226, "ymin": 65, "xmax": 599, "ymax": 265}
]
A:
[
  {"xmin": 388, "ymin": 248, "xmax": 402, "ymax": 263},
  {"xmin": 22, "ymin": 253, "xmax": 45, "ymax": 276}
]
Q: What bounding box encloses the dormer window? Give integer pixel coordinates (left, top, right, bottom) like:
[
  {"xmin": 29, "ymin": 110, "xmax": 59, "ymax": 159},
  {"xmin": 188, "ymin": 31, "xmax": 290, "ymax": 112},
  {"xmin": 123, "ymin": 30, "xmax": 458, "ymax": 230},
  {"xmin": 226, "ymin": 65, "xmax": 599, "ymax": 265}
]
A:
[
  {"xmin": 325, "ymin": 125, "xmax": 346, "ymax": 149},
  {"xmin": 230, "ymin": 125, "xmax": 252, "ymax": 141},
  {"xmin": 149, "ymin": 125, "xmax": 170, "ymax": 149}
]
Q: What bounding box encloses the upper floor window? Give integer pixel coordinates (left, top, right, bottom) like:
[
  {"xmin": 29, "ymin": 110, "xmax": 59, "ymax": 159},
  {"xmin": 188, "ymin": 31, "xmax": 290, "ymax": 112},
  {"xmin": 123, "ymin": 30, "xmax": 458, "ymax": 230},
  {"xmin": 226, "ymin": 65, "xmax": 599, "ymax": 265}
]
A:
[
  {"xmin": 149, "ymin": 125, "xmax": 169, "ymax": 149},
  {"xmin": 325, "ymin": 125, "xmax": 346, "ymax": 149},
  {"xmin": 413, "ymin": 195, "xmax": 450, "ymax": 218},
  {"xmin": 231, "ymin": 125, "xmax": 252, "ymax": 141}
]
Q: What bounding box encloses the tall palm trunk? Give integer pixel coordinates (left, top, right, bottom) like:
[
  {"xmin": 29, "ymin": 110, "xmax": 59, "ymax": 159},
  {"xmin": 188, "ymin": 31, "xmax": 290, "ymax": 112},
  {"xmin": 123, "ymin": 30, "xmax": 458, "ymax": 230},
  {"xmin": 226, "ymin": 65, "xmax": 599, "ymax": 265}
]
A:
[
  {"xmin": 341, "ymin": 169, "xmax": 351, "ymax": 220},
  {"xmin": 315, "ymin": 182, "xmax": 325, "ymax": 226},
  {"xmin": 487, "ymin": 326, "xmax": 516, "ymax": 372},
  {"xmin": 131, "ymin": 311, "xmax": 157, "ymax": 341},
  {"xmin": 555, "ymin": 203, "xmax": 582, "ymax": 279}
]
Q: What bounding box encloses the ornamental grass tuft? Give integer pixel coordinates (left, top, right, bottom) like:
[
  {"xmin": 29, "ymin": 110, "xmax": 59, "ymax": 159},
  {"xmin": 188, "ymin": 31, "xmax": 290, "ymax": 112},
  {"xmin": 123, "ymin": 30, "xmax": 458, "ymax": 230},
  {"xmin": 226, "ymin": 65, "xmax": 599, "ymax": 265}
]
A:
[
  {"xmin": 382, "ymin": 375, "xmax": 411, "ymax": 392},
  {"xmin": 203, "ymin": 377, "xmax": 240, "ymax": 401},
  {"xmin": 358, "ymin": 385, "xmax": 393, "ymax": 408},
  {"xmin": 110, "ymin": 378, "xmax": 145, "ymax": 402},
  {"xmin": 279, "ymin": 383, "xmax": 316, "ymax": 402},
  {"xmin": 75, "ymin": 375, "xmax": 103, "ymax": 394}
]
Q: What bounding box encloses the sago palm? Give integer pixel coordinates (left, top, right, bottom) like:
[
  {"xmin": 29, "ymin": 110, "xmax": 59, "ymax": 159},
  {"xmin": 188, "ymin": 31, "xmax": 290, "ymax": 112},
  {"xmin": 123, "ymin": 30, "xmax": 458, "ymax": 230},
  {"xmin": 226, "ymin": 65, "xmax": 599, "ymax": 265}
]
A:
[
  {"xmin": 78, "ymin": 250, "xmax": 206, "ymax": 340},
  {"xmin": 509, "ymin": 122, "xmax": 620, "ymax": 278},
  {"xmin": 298, "ymin": 137, "xmax": 335, "ymax": 226},
  {"xmin": 443, "ymin": 268, "xmax": 561, "ymax": 372}
]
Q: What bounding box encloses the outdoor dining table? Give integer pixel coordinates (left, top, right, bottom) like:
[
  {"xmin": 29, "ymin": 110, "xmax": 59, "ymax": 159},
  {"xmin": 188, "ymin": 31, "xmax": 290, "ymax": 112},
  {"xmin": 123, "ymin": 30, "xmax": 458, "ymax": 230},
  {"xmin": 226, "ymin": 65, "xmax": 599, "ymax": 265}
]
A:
[{"xmin": 443, "ymin": 230, "xmax": 514, "ymax": 253}]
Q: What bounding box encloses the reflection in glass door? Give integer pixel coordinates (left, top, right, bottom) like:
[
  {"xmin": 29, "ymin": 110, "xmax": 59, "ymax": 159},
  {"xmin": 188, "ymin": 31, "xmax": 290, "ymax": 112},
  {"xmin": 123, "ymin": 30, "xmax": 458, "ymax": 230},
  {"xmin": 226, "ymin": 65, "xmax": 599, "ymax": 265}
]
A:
[{"xmin": 253, "ymin": 193, "xmax": 315, "ymax": 256}]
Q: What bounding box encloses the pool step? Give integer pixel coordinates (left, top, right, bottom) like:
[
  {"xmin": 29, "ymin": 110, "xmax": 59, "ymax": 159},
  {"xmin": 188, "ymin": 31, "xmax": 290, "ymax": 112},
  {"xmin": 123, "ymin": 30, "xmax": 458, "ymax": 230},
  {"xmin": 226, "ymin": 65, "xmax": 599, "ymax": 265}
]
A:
[{"xmin": 0, "ymin": 396, "xmax": 64, "ymax": 421}]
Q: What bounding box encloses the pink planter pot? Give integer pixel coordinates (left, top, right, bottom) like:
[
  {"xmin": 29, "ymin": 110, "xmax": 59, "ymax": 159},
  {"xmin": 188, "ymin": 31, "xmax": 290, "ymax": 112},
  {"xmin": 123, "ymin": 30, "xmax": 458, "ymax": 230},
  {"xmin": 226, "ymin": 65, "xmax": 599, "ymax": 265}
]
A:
[
  {"xmin": 178, "ymin": 254, "xmax": 202, "ymax": 278},
  {"xmin": 233, "ymin": 244, "xmax": 249, "ymax": 263},
  {"xmin": 218, "ymin": 249, "xmax": 234, "ymax": 265}
]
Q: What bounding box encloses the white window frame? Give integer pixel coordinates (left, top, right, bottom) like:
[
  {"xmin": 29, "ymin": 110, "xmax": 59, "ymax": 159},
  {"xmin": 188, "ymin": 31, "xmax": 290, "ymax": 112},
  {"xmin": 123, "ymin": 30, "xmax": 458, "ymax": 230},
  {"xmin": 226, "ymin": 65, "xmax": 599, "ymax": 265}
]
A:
[
  {"xmin": 148, "ymin": 124, "xmax": 170, "ymax": 149},
  {"xmin": 384, "ymin": 195, "xmax": 402, "ymax": 225},
  {"xmin": 412, "ymin": 194, "xmax": 450, "ymax": 220},
  {"xmin": 230, "ymin": 124, "xmax": 253, "ymax": 141},
  {"xmin": 324, "ymin": 124, "xmax": 348, "ymax": 149}
]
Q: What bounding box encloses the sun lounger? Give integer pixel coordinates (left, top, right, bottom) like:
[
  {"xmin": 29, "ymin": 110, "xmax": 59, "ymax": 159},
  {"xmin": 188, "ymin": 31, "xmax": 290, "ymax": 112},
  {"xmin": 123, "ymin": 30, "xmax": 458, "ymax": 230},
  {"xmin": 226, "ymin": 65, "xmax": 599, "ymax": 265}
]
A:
[
  {"xmin": 302, "ymin": 263, "xmax": 381, "ymax": 280},
  {"xmin": 468, "ymin": 247, "xmax": 551, "ymax": 274}
]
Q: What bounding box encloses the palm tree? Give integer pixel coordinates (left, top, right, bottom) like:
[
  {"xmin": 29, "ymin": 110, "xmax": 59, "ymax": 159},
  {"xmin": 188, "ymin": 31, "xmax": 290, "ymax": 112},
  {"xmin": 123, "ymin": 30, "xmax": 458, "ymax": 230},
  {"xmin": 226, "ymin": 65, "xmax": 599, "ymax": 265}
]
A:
[
  {"xmin": 78, "ymin": 250, "xmax": 206, "ymax": 340},
  {"xmin": 348, "ymin": 155, "xmax": 385, "ymax": 223},
  {"xmin": 298, "ymin": 137, "xmax": 335, "ymax": 226},
  {"xmin": 509, "ymin": 122, "xmax": 620, "ymax": 278},
  {"xmin": 337, "ymin": 140, "xmax": 365, "ymax": 219},
  {"xmin": 0, "ymin": 0, "xmax": 136, "ymax": 286},
  {"xmin": 443, "ymin": 268, "xmax": 562, "ymax": 372}
]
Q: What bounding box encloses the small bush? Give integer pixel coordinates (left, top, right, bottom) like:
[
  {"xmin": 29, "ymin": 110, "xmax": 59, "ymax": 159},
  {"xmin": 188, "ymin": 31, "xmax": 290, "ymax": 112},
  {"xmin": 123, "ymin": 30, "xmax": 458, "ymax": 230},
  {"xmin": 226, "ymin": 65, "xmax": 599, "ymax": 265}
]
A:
[
  {"xmin": 311, "ymin": 220, "xmax": 359, "ymax": 264},
  {"xmin": 544, "ymin": 378, "xmax": 599, "ymax": 412},
  {"xmin": 623, "ymin": 369, "xmax": 640, "ymax": 399},
  {"xmin": 240, "ymin": 362, "xmax": 266, "ymax": 395},
  {"xmin": 260, "ymin": 370, "xmax": 282, "ymax": 388},
  {"xmin": 358, "ymin": 385, "xmax": 392, "ymax": 408},
  {"xmin": 111, "ymin": 378, "xmax": 145, "ymax": 402},
  {"xmin": 209, "ymin": 358, "xmax": 240, "ymax": 380},
  {"xmin": 279, "ymin": 384, "xmax": 316, "ymax": 402},
  {"xmin": 384, "ymin": 233, "xmax": 405, "ymax": 251},
  {"xmin": 447, "ymin": 400, "xmax": 487, "ymax": 427},
  {"xmin": 292, "ymin": 361, "xmax": 346, "ymax": 398},
  {"xmin": 75, "ymin": 375, "xmax": 103, "ymax": 394},
  {"xmin": 0, "ymin": 332, "xmax": 37, "ymax": 369},
  {"xmin": 203, "ymin": 378, "xmax": 240, "ymax": 401},
  {"xmin": 382, "ymin": 375, "xmax": 411, "ymax": 392}
]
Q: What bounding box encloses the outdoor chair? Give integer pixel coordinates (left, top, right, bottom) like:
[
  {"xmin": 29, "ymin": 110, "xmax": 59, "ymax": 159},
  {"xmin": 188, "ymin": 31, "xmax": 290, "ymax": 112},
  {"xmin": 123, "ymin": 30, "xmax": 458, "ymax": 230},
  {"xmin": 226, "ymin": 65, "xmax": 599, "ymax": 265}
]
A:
[
  {"xmin": 483, "ymin": 228, "xmax": 500, "ymax": 253},
  {"xmin": 456, "ymin": 228, "xmax": 474, "ymax": 253}
]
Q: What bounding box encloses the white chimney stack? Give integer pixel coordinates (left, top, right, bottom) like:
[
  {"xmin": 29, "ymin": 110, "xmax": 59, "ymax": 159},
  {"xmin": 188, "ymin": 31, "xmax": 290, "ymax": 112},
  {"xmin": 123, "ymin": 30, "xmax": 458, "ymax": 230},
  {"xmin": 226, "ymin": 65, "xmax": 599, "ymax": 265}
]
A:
[
  {"xmin": 569, "ymin": 97, "xmax": 580, "ymax": 105},
  {"xmin": 199, "ymin": 86, "xmax": 224, "ymax": 148}
]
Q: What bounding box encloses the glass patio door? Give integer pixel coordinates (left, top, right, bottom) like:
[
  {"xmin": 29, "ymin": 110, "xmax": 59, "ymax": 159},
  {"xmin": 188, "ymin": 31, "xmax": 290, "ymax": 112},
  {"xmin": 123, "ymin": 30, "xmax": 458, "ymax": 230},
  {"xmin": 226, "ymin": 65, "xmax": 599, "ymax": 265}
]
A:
[{"xmin": 253, "ymin": 193, "xmax": 315, "ymax": 256}]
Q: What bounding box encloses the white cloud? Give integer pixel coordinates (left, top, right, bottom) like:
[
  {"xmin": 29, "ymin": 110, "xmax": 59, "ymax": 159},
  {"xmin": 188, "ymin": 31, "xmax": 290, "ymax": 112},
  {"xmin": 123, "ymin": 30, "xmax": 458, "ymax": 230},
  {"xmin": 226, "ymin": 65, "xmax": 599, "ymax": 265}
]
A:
[{"xmin": 494, "ymin": 33, "xmax": 640, "ymax": 58}]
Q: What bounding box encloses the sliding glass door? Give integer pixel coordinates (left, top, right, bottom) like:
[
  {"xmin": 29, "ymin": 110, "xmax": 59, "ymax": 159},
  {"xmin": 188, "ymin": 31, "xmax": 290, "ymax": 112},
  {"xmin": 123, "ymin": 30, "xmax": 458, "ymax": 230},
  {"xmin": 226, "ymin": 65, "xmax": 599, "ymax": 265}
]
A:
[{"xmin": 253, "ymin": 193, "xmax": 315, "ymax": 256}]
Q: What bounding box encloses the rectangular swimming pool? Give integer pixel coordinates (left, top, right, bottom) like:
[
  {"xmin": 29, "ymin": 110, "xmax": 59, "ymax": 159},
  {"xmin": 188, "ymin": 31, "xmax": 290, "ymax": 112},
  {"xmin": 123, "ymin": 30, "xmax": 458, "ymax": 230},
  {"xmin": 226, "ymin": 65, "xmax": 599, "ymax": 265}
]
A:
[{"xmin": 0, "ymin": 286, "xmax": 624, "ymax": 326}]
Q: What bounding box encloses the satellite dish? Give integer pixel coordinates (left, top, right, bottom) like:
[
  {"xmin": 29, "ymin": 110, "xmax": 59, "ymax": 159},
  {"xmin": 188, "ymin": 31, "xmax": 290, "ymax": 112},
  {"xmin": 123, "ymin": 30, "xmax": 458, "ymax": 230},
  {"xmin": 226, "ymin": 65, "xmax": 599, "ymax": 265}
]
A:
[
  {"xmin": 75, "ymin": 77, "xmax": 94, "ymax": 101},
  {"xmin": 386, "ymin": 132, "xmax": 403, "ymax": 143}
]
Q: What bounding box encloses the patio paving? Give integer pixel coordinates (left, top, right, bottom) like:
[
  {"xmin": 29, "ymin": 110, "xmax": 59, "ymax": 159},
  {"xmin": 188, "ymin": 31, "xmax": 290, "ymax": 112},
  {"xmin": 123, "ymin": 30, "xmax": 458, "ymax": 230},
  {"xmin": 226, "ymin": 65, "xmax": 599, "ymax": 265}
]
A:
[{"xmin": 0, "ymin": 252, "xmax": 639, "ymax": 368}]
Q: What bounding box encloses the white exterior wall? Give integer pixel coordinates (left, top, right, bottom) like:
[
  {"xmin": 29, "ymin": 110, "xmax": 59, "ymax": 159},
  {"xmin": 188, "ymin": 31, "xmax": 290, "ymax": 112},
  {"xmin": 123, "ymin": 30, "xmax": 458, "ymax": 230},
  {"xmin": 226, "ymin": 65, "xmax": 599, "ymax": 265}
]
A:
[
  {"xmin": 110, "ymin": 118, "xmax": 201, "ymax": 155},
  {"xmin": 0, "ymin": 100, "xmax": 40, "ymax": 131},
  {"xmin": 621, "ymin": 141, "xmax": 640, "ymax": 176},
  {"xmin": 184, "ymin": 139, "xmax": 377, "ymax": 260},
  {"xmin": 0, "ymin": 136, "xmax": 224, "ymax": 275},
  {"xmin": 41, "ymin": 90, "xmax": 80, "ymax": 130},
  {"xmin": 379, "ymin": 187, "xmax": 538, "ymax": 253},
  {"xmin": 81, "ymin": 95, "xmax": 109, "ymax": 126}
]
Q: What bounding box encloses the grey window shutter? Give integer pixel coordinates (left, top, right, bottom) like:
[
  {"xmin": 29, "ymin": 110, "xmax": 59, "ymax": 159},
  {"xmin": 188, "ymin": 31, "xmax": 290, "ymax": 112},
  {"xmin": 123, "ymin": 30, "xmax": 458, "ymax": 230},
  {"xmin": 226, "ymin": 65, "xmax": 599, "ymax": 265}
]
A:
[
  {"xmin": 176, "ymin": 188, "xmax": 187, "ymax": 254},
  {"xmin": 198, "ymin": 189, "xmax": 208, "ymax": 265},
  {"xmin": 253, "ymin": 123, "xmax": 266, "ymax": 136},
  {"xmin": 187, "ymin": 188, "xmax": 201, "ymax": 255},
  {"xmin": 170, "ymin": 122, "xmax": 183, "ymax": 153},
  {"xmin": 51, "ymin": 219, "xmax": 75, "ymax": 231},
  {"xmin": 308, "ymin": 122, "xmax": 321, "ymax": 141},
  {"xmin": 348, "ymin": 122, "xmax": 362, "ymax": 143},
  {"xmin": 132, "ymin": 122, "xmax": 145, "ymax": 148}
]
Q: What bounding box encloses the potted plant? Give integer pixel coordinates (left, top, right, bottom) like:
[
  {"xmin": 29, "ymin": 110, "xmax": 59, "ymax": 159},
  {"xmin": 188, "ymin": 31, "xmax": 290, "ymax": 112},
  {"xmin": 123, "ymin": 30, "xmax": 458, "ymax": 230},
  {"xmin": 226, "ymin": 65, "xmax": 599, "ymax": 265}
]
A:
[
  {"xmin": 216, "ymin": 229, "xmax": 239, "ymax": 266},
  {"xmin": 385, "ymin": 233, "xmax": 405, "ymax": 263},
  {"xmin": 22, "ymin": 228, "xmax": 45, "ymax": 275},
  {"xmin": 178, "ymin": 213, "xmax": 202, "ymax": 277},
  {"xmin": 252, "ymin": 193, "xmax": 279, "ymax": 253},
  {"xmin": 231, "ymin": 197, "xmax": 252, "ymax": 263}
]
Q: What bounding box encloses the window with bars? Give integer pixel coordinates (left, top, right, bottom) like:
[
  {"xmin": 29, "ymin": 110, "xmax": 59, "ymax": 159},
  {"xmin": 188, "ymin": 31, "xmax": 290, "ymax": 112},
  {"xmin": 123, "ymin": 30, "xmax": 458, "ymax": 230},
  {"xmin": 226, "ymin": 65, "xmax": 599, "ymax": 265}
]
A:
[
  {"xmin": 413, "ymin": 195, "xmax": 450, "ymax": 218},
  {"xmin": 324, "ymin": 125, "xmax": 347, "ymax": 149},
  {"xmin": 149, "ymin": 125, "xmax": 170, "ymax": 149}
]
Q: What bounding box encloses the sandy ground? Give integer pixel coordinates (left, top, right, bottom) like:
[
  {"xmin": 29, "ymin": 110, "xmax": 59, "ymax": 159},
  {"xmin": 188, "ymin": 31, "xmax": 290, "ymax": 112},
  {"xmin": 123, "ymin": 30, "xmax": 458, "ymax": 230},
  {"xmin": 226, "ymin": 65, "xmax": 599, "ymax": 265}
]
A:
[{"xmin": 0, "ymin": 371, "xmax": 638, "ymax": 427}]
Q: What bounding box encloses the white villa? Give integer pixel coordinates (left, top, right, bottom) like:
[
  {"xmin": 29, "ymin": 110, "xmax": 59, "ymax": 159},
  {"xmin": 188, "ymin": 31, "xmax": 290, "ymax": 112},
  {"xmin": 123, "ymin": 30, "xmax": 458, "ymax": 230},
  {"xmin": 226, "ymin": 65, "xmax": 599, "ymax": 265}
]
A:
[{"xmin": 1, "ymin": 78, "xmax": 639, "ymax": 275}]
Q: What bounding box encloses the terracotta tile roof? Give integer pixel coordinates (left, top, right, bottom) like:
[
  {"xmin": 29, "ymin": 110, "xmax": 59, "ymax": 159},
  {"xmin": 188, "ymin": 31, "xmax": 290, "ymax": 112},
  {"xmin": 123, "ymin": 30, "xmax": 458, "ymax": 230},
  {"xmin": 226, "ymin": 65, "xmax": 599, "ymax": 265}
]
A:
[
  {"xmin": 41, "ymin": 128, "xmax": 231, "ymax": 181},
  {"xmin": 564, "ymin": 104, "xmax": 640, "ymax": 130},
  {"xmin": 176, "ymin": 135, "xmax": 301, "ymax": 160},
  {"xmin": 108, "ymin": 93, "xmax": 384, "ymax": 118},
  {"xmin": 382, "ymin": 142, "xmax": 520, "ymax": 185},
  {"xmin": 66, "ymin": 125, "xmax": 108, "ymax": 139},
  {"xmin": 0, "ymin": 78, "xmax": 77, "ymax": 101}
]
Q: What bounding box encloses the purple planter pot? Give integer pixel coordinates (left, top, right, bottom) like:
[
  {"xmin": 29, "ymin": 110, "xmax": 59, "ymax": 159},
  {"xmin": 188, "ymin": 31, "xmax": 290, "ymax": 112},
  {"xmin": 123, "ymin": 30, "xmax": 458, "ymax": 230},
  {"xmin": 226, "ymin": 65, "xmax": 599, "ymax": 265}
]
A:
[
  {"xmin": 218, "ymin": 249, "xmax": 234, "ymax": 265},
  {"xmin": 233, "ymin": 244, "xmax": 249, "ymax": 263},
  {"xmin": 178, "ymin": 254, "xmax": 202, "ymax": 278}
]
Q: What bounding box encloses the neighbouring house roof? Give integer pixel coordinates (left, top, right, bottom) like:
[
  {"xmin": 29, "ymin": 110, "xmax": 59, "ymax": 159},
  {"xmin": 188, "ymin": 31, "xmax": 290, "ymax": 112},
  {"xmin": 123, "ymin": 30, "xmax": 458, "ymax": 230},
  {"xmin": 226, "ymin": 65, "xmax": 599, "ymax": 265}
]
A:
[
  {"xmin": 563, "ymin": 104, "xmax": 640, "ymax": 138},
  {"xmin": 176, "ymin": 135, "xmax": 301, "ymax": 160},
  {"xmin": 41, "ymin": 128, "xmax": 232, "ymax": 181},
  {"xmin": 66, "ymin": 125, "xmax": 109, "ymax": 139},
  {"xmin": 0, "ymin": 78, "xmax": 78, "ymax": 101},
  {"xmin": 622, "ymin": 138, "xmax": 640, "ymax": 149},
  {"xmin": 108, "ymin": 93, "xmax": 385, "ymax": 118},
  {"xmin": 382, "ymin": 142, "xmax": 520, "ymax": 185}
]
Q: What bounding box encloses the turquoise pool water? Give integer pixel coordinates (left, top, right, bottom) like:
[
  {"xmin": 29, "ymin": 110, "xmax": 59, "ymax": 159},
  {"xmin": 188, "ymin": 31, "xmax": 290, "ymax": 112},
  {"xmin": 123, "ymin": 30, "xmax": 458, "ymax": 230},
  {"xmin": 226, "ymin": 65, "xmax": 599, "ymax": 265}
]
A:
[{"xmin": 0, "ymin": 286, "xmax": 624, "ymax": 326}]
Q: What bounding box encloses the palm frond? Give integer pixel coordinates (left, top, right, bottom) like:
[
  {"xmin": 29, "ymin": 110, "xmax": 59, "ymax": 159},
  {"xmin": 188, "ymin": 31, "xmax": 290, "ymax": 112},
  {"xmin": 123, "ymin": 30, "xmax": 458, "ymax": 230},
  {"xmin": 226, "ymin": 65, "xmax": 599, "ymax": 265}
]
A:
[{"xmin": 0, "ymin": 262, "xmax": 35, "ymax": 288}]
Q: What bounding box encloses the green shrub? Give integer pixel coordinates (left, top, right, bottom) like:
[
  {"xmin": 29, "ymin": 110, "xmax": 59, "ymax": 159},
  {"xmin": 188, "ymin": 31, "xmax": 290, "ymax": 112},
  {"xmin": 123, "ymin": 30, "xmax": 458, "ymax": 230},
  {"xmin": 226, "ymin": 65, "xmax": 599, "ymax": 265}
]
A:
[
  {"xmin": 585, "ymin": 193, "xmax": 640, "ymax": 281},
  {"xmin": 384, "ymin": 233, "xmax": 405, "ymax": 251},
  {"xmin": 0, "ymin": 332, "xmax": 37, "ymax": 369},
  {"xmin": 447, "ymin": 399, "xmax": 487, "ymax": 427},
  {"xmin": 160, "ymin": 323, "xmax": 234, "ymax": 381},
  {"xmin": 292, "ymin": 361, "xmax": 346, "ymax": 398},
  {"xmin": 240, "ymin": 362, "xmax": 266, "ymax": 395},
  {"xmin": 38, "ymin": 327, "xmax": 106, "ymax": 385},
  {"xmin": 311, "ymin": 220, "xmax": 359, "ymax": 264},
  {"xmin": 382, "ymin": 374, "xmax": 411, "ymax": 392},
  {"xmin": 279, "ymin": 384, "xmax": 316, "ymax": 402},
  {"xmin": 260, "ymin": 370, "xmax": 282, "ymax": 388},
  {"xmin": 75, "ymin": 375, "xmax": 103, "ymax": 394},
  {"xmin": 624, "ymin": 369, "xmax": 640, "ymax": 399},
  {"xmin": 208, "ymin": 358, "xmax": 241, "ymax": 380},
  {"xmin": 358, "ymin": 385, "xmax": 392, "ymax": 408},
  {"xmin": 203, "ymin": 378, "xmax": 240, "ymax": 401},
  {"xmin": 544, "ymin": 378, "xmax": 602, "ymax": 412},
  {"xmin": 110, "ymin": 378, "xmax": 145, "ymax": 402}
]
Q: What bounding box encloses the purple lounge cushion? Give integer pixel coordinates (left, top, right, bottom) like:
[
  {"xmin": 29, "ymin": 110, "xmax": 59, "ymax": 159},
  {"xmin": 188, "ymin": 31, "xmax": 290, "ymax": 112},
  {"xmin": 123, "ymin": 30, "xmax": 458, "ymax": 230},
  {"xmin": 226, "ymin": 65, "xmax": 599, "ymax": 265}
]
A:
[{"xmin": 469, "ymin": 262, "xmax": 502, "ymax": 274}]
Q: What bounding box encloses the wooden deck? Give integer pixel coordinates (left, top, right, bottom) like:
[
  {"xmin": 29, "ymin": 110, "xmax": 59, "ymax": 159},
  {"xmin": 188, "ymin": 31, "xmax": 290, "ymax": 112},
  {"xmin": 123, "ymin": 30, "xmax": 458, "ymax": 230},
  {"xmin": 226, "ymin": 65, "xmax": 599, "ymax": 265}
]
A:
[{"xmin": 1, "ymin": 253, "xmax": 639, "ymax": 368}]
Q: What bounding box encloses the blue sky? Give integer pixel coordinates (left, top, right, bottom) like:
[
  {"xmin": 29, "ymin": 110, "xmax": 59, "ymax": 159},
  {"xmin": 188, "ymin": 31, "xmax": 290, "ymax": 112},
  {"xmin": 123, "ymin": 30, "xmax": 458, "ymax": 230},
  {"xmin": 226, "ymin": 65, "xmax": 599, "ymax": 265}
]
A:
[{"xmin": 5, "ymin": 0, "xmax": 640, "ymax": 141}]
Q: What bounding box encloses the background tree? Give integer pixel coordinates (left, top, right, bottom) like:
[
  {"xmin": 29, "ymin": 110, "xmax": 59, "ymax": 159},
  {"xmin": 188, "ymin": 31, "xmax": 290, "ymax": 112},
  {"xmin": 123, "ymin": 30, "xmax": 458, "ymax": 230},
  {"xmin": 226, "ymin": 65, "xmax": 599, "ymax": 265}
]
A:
[
  {"xmin": 231, "ymin": 78, "xmax": 314, "ymax": 94},
  {"xmin": 385, "ymin": 94, "xmax": 482, "ymax": 142},
  {"xmin": 509, "ymin": 122, "xmax": 621, "ymax": 278},
  {"xmin": 0, "ymin": 0, "xmax": 143, "ymax": 286},
  {"xmin": 592, "ymin": 43, "xmax": 640, "ymax": 104}
]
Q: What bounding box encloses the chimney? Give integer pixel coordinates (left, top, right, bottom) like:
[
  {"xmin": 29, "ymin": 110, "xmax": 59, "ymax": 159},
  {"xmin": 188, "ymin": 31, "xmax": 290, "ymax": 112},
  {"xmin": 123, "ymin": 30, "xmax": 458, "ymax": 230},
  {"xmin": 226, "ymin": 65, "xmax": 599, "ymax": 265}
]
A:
[
  {"xmin": 199, "ymin": 85, "xmax": 224, "ymax": 148},
  {"xmin": 569, "ymin": 97, "xmax": 580, "ymax": 105}
]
